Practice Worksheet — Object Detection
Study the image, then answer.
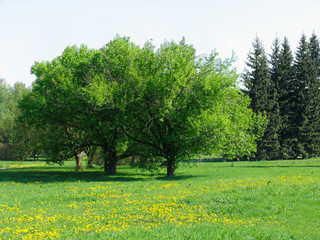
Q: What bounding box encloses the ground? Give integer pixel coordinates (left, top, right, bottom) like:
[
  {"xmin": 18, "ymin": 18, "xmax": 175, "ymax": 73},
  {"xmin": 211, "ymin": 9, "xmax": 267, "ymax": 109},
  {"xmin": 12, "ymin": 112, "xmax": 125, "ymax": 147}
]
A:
[{"xmin": 0, "ymin": 159, "xmax": 319, "ymax": 239}]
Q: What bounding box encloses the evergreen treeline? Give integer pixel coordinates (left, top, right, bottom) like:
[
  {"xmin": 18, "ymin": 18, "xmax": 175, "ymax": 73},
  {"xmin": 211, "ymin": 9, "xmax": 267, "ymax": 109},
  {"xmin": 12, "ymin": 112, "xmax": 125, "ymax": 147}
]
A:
[{"xmin": 243, "ymin": 33, "xmax": 320, "ymax": 160}]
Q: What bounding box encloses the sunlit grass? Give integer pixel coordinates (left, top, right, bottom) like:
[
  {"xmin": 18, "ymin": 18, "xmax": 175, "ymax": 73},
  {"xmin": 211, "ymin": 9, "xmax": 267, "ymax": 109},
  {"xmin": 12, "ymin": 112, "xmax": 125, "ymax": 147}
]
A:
[
  {"xmin": 0, "ymin": 159, "xmax": 320, "ymax": 239},
  {"xmin": 0, "ymin": 161, "xmax": 47, "ymax": 169}
]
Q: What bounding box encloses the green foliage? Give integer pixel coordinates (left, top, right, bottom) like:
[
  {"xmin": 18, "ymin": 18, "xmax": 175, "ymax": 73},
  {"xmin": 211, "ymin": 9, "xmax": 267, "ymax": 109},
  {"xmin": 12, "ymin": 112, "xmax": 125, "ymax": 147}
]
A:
[
  {"xmin": 0, "ymin": 79, "xmax": 31, "ymax": 160},
  {"xmin": 0, "ymin": 79, "xmax": 15, "ymax": 144},
  {"xmin": 309, "ymin": 33, "xmax": 320, "ymax": 76},
  {"xmin": 265, "ymin": 38, "xmax": 282, "ymax": 160},
  {"xmin": 292, "ymin": 34, "xmax": 320, "ymax": 158},
  {"xmin": 242, "ymin": 37, "xmax": 275, "ymax": 160},
  {"xmin": 243, "ymin": 37, "xmax": 271, "ymax": 113},
  {"xmin": 244, "ymin": 33, "xmax": 320, "ymax": 160},
  {"xmin": 20, "ymin": 45, "xmax": 99, "ymax": 169},
  {"xmin": 21, "ymin": 40, "xmax": 136, "ymax": 174},
  {"xmin": 122, "ymin": 39, "xmax": 265, "ymax": 175},
  {"xmin": 20, "ymin": 36, "xmax": 264, "ymax": 176},
  {"xmin": 277, "ymin": 37, "xmax": 295, "ymax": 159}
]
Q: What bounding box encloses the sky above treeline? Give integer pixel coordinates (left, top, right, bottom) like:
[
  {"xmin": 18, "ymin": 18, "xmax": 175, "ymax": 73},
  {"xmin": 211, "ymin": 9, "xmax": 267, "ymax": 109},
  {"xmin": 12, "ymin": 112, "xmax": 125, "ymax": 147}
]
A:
[{"xmin": 1, "ymin": 0, "xmax": 320, "ymax": 87}]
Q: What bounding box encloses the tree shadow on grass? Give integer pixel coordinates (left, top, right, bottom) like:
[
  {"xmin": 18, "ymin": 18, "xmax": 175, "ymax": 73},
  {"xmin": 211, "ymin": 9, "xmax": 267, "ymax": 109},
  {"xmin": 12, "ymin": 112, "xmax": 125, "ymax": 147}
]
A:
[
  {"xmin": 0, "ymin": 169, "xmax": 146, "ymax": 183},
  {"xmin": 0, "ymin": 168, "xmax": 198, "ymax": 184}
]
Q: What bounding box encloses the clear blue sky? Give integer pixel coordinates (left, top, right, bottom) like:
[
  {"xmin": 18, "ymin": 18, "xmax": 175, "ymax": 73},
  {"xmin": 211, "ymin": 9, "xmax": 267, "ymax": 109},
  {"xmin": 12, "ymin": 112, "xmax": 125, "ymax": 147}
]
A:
[{"xmin": 1, "ymin": 0, "xmax": 320, "ymax": 86}]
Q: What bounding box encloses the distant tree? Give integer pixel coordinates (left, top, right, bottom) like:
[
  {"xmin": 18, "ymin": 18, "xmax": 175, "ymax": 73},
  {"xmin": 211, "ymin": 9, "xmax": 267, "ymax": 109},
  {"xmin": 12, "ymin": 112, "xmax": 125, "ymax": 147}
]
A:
[
  {"xmin": 8, "ymin": 122, "xmax": 39, "ymax": 161},
  {"xmin": 85, "ymin": 145, "xmax": 97, "ymax": 168},
  {"xmin": 309, "ymin": 33, "xmax": 320, "ymax": 77},
  {"xmin": 267, "ymin": 37, "xmax": 282, "ymax": 159},
  {"xmin": 307, "ymin": 33, "xmax": 320, "ymax": 156},
  {"xmin": 9, "ymin": 82, "xmax": 37, "ymax": 161},
  {"xmin": 243, "ymin": 34, "xmax": 320, "ymax": 160},
  {"xmin": 0, "ymin": 80, "xmax": 32, "ymax": 160},
  {"xmin": 0, "ymin": 79, "xmax": 14, "ymax": 144},
  {"xmin": 242, "ymin": 37, "xmax": 273, "ymax": 160},
  {"xmin": 0, "ymin": 79, "xmax": 13, "ymax": 159},
  {"xmin": 292, "ymin": 34, "xmax": 320, "ymax": 158},
  {"xmin": 277, "ymin": 37, "xmax": 295, "ymax": 158}
]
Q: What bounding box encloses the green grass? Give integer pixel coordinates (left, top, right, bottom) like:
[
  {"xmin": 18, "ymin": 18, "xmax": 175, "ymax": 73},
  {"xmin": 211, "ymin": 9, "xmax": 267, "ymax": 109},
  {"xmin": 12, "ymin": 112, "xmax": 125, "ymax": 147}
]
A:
[{"xmin": 0, "ymin": 159, "xmax": 320, "ymax": 239}]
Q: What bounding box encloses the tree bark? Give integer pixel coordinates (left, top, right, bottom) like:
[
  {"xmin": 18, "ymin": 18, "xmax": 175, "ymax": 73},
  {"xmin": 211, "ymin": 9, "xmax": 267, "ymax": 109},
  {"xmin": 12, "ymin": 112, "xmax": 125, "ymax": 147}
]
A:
[
  {"xmin": 87, "ymin": 146, "xmax": 97, "ymax": 168},
  {"xmin": 104, "ymin": 147, "xmax": 118, "ymax": 175},
  {"xmin": 75, "ymin": 151, "xmax": 84, "ymax": 171},
  {"xmin": 166, "ymin": 156, "xmax": 175, "ymax": 177},
  {"xmin": 108, "ymin": 157, "xmax": 117, "ymax": 175}
]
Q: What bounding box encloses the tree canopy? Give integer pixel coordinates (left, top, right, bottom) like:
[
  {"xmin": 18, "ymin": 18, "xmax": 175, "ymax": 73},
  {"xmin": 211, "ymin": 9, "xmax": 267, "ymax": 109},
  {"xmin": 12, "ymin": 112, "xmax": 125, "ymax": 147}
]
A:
[
  {"xmin": 122, "ymin": 39, "xmax": 265, "ymax": 175},
  {"xmin": 243, "ymin": 33, "xmax": 320, "ymax": 159},
  {"xmin": 19, "ymin": 36, "xmax": 265, "ymax": 176},
  {"xmin": 0, "ymin": 79, "xmax": 31, "ymax": 160}
]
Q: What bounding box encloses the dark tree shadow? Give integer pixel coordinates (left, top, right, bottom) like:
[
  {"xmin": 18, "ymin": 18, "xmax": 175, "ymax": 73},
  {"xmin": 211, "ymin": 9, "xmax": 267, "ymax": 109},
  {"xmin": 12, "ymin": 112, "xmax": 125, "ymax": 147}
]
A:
[
  {"xmin": 0, "ymin": 169, "xmax": 145, "ymax": 183},
  {"xmin": 0, "ymin": 168, "xmax": 198, "ymax": 184}
]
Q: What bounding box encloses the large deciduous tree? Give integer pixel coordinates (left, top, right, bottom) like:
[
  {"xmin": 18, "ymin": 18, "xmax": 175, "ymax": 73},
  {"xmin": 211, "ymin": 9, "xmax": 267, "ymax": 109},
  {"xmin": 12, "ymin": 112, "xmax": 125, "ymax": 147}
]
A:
[
  {"xmin": 20, "ymin": 40, "xmax": 135, "ymax": 174},
  {"xmin": 122, "ymin": 39, "xmax": 265, "ymax": 176},
  {"xmin": 20, "ymin": 37, "xmax": 265, "ymax": 176},
  {"xmin": 20, "ymin": 45, "xmax": 97, "ymax": 170},
  {"xmin": 80, "ymin": 37, "xmax": 138, "ymax": 174}
]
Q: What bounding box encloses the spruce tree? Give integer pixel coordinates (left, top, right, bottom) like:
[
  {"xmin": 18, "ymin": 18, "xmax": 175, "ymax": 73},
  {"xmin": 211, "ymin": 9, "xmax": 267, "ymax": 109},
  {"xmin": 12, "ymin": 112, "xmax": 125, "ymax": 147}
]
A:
[
  {"xmin": 242, "ymin": 37, "xmax": 272, "ymax": 160},
  {"xmin": 309, "ymin": 33, "xmax": 320, "ymax": 77},
  {"xmin": 293, "ymin": 34, "xmax": 320, "ymax": 158},
  {"xmin": 267, "ymin": 37, "xmax": 282, "ymax": 159},
  {"xmin": 307, "ymin": 33, "xmax": 320, "ymax": 156},
  {"xmin": 278, "ymin": 37, "xmax": 295, "ymax": 159}
]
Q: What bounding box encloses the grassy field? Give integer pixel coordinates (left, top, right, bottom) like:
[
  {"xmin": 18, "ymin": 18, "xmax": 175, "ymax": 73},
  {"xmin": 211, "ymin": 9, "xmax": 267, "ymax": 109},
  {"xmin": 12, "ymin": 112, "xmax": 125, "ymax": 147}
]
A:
[{"xmin": 0, "ymin": 159, "xmax": 319, "ymax": 239}]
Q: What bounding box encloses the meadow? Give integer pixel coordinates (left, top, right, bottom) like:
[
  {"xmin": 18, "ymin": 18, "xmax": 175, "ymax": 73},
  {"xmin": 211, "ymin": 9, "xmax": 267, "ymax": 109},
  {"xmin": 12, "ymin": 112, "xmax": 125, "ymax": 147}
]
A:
[{"xmin": 0, "ymin": 159, "xmax": 319, "ymax": 239}]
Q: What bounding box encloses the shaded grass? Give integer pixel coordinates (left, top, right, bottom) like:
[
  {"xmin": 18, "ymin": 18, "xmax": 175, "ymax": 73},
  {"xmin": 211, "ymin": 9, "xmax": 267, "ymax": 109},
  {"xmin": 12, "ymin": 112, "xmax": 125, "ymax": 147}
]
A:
[{"xmin": 0, "ymin": 159, "xmax": 320, "ymax": 239}]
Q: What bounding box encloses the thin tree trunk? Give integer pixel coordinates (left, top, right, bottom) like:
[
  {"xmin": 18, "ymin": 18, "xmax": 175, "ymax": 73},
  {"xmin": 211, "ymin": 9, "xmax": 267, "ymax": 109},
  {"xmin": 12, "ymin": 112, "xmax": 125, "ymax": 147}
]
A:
[
  {"xmin": 87, "ymin": 146, "xmax": 97, "ymax": 168},
  {"xmin": 75, "ymin": 151, "xmax": 84, "ymax": 171}
]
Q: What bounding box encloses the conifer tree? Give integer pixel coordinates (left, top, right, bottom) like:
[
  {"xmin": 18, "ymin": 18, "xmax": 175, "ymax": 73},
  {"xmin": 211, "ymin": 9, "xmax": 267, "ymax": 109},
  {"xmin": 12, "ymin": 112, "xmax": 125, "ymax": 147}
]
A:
[
  {"xmin": 309, "ymin": 33, "xmax": 320, "ymax": 77},
  {"xmin": 307, "ymin": 33, "xmax": 320, "ymax": 156},
  {"xmin": 244, "ymin": 34, "xmax": 320, "ymax": 160},
  {"xmin": 293, "ymin": 34, "xmax": 320, "ymax": 158},
  {"xmin": 267, "ymin": 37, "xmax": 282, "ymax": 159},
  {"xmin": 242, "ymin": 37, "xmax": 272, "ymax": 160},
  {"xmin": 277, "ymin": 37, "xmax": 295, "ymax": 158}
]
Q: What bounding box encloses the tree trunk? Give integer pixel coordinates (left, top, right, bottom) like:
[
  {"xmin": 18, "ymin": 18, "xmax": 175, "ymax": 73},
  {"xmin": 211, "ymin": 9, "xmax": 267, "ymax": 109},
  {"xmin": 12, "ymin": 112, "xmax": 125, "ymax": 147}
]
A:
[
  {"xmin": 104, "ymin": 148, "xmax": 118, "ymax": 175},
  {"xmin": 87, "ymin": 146, "xmax": 97, "ymax": 168},
  {"xmin": 75, "ymin": 151, "xmax": 84, "ymax": 171},
  {"xmin": 108, "ymin": 158, "xmax": 117, "ymax": 175},
  {"xmin": 166, "ymin": 156, "xmax": 175, "ymax": 177}
]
